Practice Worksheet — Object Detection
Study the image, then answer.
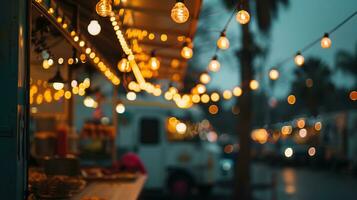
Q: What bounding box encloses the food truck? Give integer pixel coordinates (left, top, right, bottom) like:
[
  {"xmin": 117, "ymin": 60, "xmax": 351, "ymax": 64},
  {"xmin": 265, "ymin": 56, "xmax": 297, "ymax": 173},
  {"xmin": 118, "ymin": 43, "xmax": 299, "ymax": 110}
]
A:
[{"xmin": 117, "ymin": 98, "xmax": 224, "ymax": 194}]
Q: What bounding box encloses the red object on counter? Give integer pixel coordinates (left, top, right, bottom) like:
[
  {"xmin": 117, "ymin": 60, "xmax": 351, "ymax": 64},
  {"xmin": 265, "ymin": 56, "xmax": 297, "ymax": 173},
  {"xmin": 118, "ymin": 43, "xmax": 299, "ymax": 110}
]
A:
[
  {"xmin": 56, "ymin": 127, "xmax": 68, "ymax": 157},
  {"xmin": 113, "ymin": 153, "xmax": 147, "ymax": 174}
]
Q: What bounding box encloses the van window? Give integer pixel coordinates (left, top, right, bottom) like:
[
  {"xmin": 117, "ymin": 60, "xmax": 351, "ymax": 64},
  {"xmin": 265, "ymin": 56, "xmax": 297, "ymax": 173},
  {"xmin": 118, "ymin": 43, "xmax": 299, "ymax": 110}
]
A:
[{"xmin": 140, "ymin": 118, "xmax": 160, "ymax": 144}]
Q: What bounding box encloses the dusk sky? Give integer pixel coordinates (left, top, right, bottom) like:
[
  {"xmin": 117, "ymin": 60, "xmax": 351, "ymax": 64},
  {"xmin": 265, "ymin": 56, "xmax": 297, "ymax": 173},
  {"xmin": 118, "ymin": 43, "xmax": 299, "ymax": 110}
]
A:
[{"xmin": 191, "ymin": 0, "xmax": 357, "ymax": 99}]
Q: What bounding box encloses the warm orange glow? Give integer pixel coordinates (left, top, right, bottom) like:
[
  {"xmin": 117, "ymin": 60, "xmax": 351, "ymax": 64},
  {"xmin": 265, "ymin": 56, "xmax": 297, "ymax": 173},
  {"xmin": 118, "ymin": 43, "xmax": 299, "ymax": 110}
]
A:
[
  {"xmin": 281, "ymin": 125, "xmax": 292, "ymax": 135},
  {"xmin": 314, "ymin": 122, "xmax": 322, "ymax": 131},
  {"xmin": 294, "ymin": 52, "xmax": 305, "ymax": 66},
  {"xmin": 208, "ymin": 57, "xmax": 220, "ymax": 72},
  {"xmin": 269, "ymin": 69, "xmax": 279, "ymax": 80},
  {"xmin": 223, "ymin": 90, "xmax": 232, "ymax": 100},
  {"xmin": 149, "ymin": 56, "xmax": 160, "ymax": 70},
  {"xmin": 208, "ymin": 104, "xmax": 219, "ymax": 115},
  {"xmin": 191, "ymin": 94, "xmax": 200, "ymax": 103},
  {"xmin": 200, "ymin": 73, "xmax": 211, "ymax": 84},
  {"xmin": 233, "ymin": 86, "xmax": 242, "ymax": 97},
  {"xmin": 96, "ymin": 0, "xmax": 112, "ymax": 17},
  {"xmin": 236, "ymin": 10, "xmax": 250, "ymax": 24},
  {"xmin": 181, "ymin": 46, "xmax": 193, "ymax": 59},
  {"xmin": 196, "ymin": 84, "xmax": 206, "ymax": 94},
  {"xmin": 249, "ymin": 80, "xmax": 259, "ymax": 90},
  {"xmin": 287, "ymin": 95, "xmax": 296, "ymax": 105},
  {"xmin": 171, "ymin": 2, "xmax": 189, "ymax": 24},
  {"xmin": 321, "ymin": 33, "xmax": 332, "ymax": 49},
  {"xmin": 217, "ymin": 33, "xmax": 230, "ymax": 50},
  {"xmin": 350, "ymin": 91, "xmax": 357, "ymax": 101},
  {"xmin": 210, "ymin": 92, "xmax": 220, "ymax": 102},
  {"xmin": 251, "ymin": 129, "xmax": 269, "ymax": 144},
  {"xmin": 296, "ymin": 119, "xmax": 305, "ymax": 129},
  {"xmin": 201, "ymin": 94, "xmax": 210, "ymax": 103}
]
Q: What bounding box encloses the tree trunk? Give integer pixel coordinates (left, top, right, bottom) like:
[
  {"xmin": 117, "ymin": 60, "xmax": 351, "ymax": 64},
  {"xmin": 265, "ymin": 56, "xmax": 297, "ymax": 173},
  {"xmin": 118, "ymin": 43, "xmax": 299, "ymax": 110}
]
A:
[{"xmin": 235, "ymin": 4, "xmax": 255, "ymax": 200}]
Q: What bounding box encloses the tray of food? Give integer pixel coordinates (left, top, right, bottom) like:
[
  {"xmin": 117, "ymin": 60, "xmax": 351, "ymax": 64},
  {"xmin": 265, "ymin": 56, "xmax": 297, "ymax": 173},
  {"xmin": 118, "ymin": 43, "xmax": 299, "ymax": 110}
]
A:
[{"xmin": 29, "ymin": 169, "xmax": 86, "ymax": 199}]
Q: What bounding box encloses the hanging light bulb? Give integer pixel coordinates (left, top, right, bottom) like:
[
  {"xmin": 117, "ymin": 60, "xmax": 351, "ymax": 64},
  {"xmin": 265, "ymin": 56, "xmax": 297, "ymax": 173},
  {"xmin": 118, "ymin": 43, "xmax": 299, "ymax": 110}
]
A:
[
  {"xmin": 200, "ymin": 73, "xmax": 211, "ymax": 84},
  {"xmin": 117, "ymin": 57, "xmax": 131, "ymax": 72},
  {"xmin": 208, "ymin": 55, "xmax": 220, "ymax": 72},
  {"xmin": 249, "ymin": 80, "xmax": 259, "ymax": 90},
  {"xmin": 116, "ymin": 103, "xmax": 125, "ymax": 114},
  {"xmin": 48, "ymin": 68, "xmax": 65, "ymax": 90},
  {"xmin": 96, "ymin": 0, "xmax": 112, "ymax": 17},
  {"xmin": 269, "ymin": 68, "xmax": 280, "ymax": 80},
  {"xmin": 87, "ymin": 20, "xmax": 101, "ymax": 36},
  {"xmin": 294, "ymin": 52, "xmax": 305, "ymax": 66},
  {"xmin": 171, "ymin": 0, "xmax": 189, "ymax": 24},
  {"xmin": 149, "ymin": 51, "xmax": 160, "ymax": 70},
  {"xmin": 321, "ymin": 33, "xmax": 332, "ymax": 49},
  {"xmin": 181, "ymin": 43, "xmax": 193, "ymax": 59},
  {"xmin": 217, "ymin": 32, "xmax": 230, "ymax": 50},
  {"xmin": 236, "ymin": 9, "xmax": 250, "ymax": 24}
]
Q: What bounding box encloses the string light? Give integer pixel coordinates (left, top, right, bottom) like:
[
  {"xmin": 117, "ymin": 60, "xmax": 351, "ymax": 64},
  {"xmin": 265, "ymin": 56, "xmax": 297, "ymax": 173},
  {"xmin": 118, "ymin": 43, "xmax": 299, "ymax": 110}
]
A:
[
  {"xmin": 321, "ymin": 33, "xmax": 332, "ymax": 49},
  {"xmin": 117, "ymin": 57, "xmax": 131, "ymax": 72},
  {"xmin": 87, "ymin": 20, "xmax": 101, "ymax": 36},
  {"xmin": 181, "ymin": 43, "xmax": 193, "ymax": 59},
  {"xmin": 223, "ymin": 90, "xmax": 232, "ymax": 100},
  {"xmin": 294, "ymin": 52, "xmax": 305, "ymax": 66},
  {"xmin": 236, "ymin": 9, "xmax": 250, "ymax": 25},
  {"xmin": 217, "ymin": 32, "xmax": 230, "ymax": 50},
  {"xmin": 287, "ymin": 94, "xmax": 296, "ymax": 105},
  {"xmin": 249, "ymin": 80, "xmax": 259, "ymax": 90},
  {"xmin": 269, "ymin": 69, "xmax": 280, "ymax": 80},
  {"xmin": 211, "ymin": 92, "xmax": 220, "ymax": 102},
  {"xmin": 208, "ymin": 55, "xmax": 220, "ymax": 72},
  {"xmin": 200, "ymin": 73, "xmax": 211, "ymax": 84},
  {"xmin": 149, "ymin": 51, "xmax": 160, "ymax": 70},
  {"xmin": 116, "ymin": 103, "xmax": 125, "ymax": 114},
  {"xmin": 233, "ymin": 86, "xmax": 242, "ymax": 97},
  {"xmin": 196, "ymin": 84, "xmax": 206, "ymax": 94},
  {"xmin": 96, "ymin": 0, "xmax": 112, "ymax": 17},
  {"xmin": 126, "ymin": 91, "xmax": 137, "ymax": 101},
  {"xmin": 171, "ymin": 0, "xmax": 190, "ymax": 24}
]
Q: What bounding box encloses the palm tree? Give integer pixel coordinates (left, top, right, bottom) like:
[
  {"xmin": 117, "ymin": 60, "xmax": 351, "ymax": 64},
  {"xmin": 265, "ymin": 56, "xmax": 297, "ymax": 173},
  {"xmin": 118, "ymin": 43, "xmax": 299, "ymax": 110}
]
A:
[
  {"xmin": 290, "ymin": 57, "xmax": 335, "ymax": 116},
  {"xmin": 336, "ymin": 43, "xmax": 357, "ymax": 82},
  {"xmin": 222, "ymin": 0, "xmax": 289, "ymax": 199}
]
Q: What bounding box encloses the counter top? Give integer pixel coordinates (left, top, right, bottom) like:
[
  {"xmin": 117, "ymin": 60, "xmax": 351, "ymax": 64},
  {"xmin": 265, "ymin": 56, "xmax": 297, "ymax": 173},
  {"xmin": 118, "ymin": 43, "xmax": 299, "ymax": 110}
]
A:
[{"xmin": 73, "ymin": 175, "xmax": 147, "ymax": 200}]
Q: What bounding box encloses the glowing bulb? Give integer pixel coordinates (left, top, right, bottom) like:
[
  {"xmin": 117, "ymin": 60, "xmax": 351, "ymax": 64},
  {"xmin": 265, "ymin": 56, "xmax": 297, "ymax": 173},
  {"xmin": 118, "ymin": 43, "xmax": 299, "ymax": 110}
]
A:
[
  {"xmin": 217, "ymin": 32, "xmax": 230, "ymax": 50},
  {"xmin": 294, "ymin": 52, "xmax": 304, "ymax": 66},
  {"xmin": 176, "ymin": 122, "xmax": 187, "ymax": 134},
  {"xmin": 126, "ymin": 92, "xmax": 136, "ymax": 101},
  {"xmin": 149, "ymin": 56, "xmax": 160, "ymax": 70},
  {"xmin": 171, "ymin": 2, "xmax": 189, "ymax": 24},
  {"xmin": 269, "ymin": 69, "xmax": 279, "ymax": 80},
  {"xmin": 200, "ymin": 73, "xmax": 211, "ymax": 84},
  {"xmin": 321, "ymin": 33, "xmax": 331, "ymax": 49},
  {"xmin": 42, "ymin": 60, "xmax": 50, "ymax": 69},
  {"xmin": 287, "ymin": 95, "xmax": 296, "ymax": 105},
  {"xmin": 208, "ymin": 56, "xmax": 220, "ymax": 72},
  {"xmin": 211, "ymin": 92, "xmax": 220, "ymax": 102},
  {"xmin": 233, "ymin": 86, "xmax": 242, "ymax": 97},
  {"xmin": 236, "ymin": 9, "xmax": 250, "ymax": 24},
  {"xmin": 284, "ymin": 147, "xmax": 293, "ymax": 158},
  {"xmin": 196, "ymin": 84, "xmax": 206, "ymax": 94},
  {"xmin": 116, "ymin": 103, "xmax": 125, "ymax": 114},
  {"xmin": 223, "ymin": 90, "xmax": 232, "ymax": 100},
  {"xmin": 117, "ymin": 58, "xmax": 131, "ymax": 72},
  {"xmin": 308, "ymin": 147, "xmax": 316, "ymax": 157},
  {"xmin": 181, "ymin": 45, "xmax": 193, "ymax": 59},
  {"xmin": 249, "ymin": 80, "xmax": 259, "ymax": 90},
  {"xmin": 96, "ymin": 0, "xmax": 112, "ymax": 17},
  {"xmin": 53, "ymin": 82, "xmax": 64, "ymax": 90},
  {"xmin": 87, "ymin": 20, "xmax": 101, "ymax": 36}
]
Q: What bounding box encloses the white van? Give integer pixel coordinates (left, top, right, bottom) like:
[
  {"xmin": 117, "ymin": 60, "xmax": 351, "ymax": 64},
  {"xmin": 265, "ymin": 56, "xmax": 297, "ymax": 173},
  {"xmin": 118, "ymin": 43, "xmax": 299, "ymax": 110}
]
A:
[{"xmin": 116, "ymin": 99, "xmax": 223, "ymax": 194}]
